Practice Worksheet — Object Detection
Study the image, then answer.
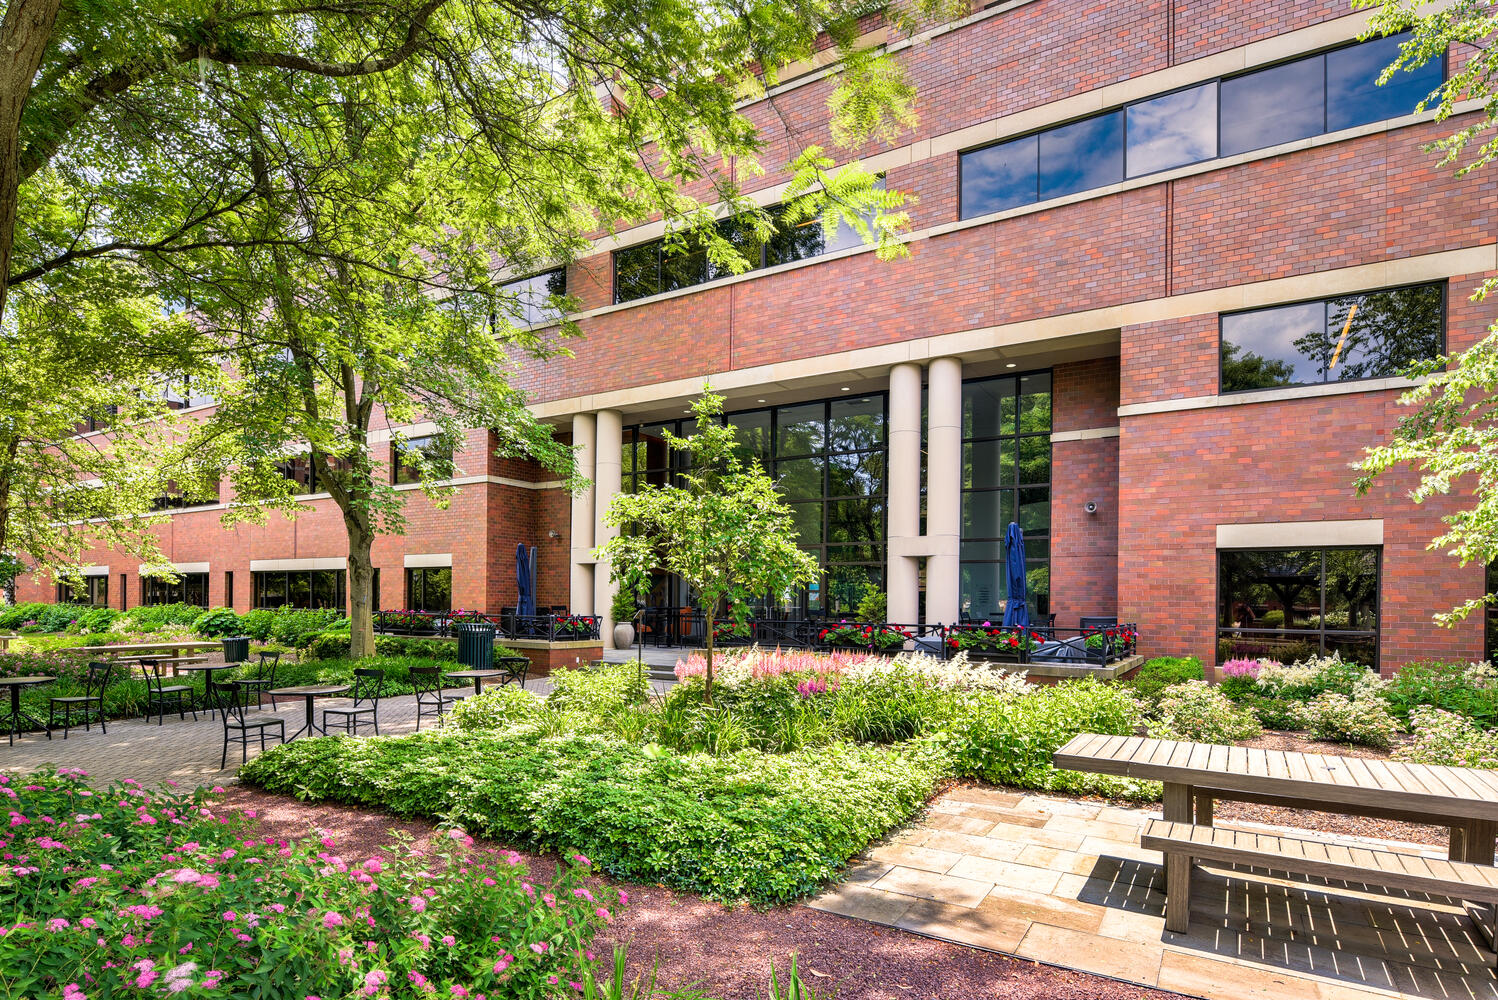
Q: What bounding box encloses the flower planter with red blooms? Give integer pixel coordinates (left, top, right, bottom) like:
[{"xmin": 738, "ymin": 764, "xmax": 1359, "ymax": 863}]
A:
[
  {"xmin": 817, "ymin": 622, "xmax": 913, "ymax": 653},
  {"xmin": 380, "ymin": 610, "xmax": 439, "ymax": 635},
  {"xmin": 711, "ymin": 621, "xmax": 752, "ymax": 646},
  {"xmin": 1083, "ymin": 625, "xmax": 1139, "ymax": 662},
  {"xmin": 946, "ymin": 624, "xmax": 1044, "ymax": 663},
  {"xmin": 551, "ymin": 615, "xmax": 598, "ymax": 640}
]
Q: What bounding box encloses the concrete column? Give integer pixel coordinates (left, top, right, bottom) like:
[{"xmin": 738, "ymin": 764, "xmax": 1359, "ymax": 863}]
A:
[
  {"xmin": 886, "ymin": 362, "xmax": 923, "ymax": 625},
  {"xmin": 592, "ymin": 409, "xmax": 624, "ymax": 648},
  {"xmin": 569, "ymin": 412, "xmax": 596, "ymax": 616},
  {"xmin": 925, "ymin": 356, "xmax": 963, "ymax": 625}
]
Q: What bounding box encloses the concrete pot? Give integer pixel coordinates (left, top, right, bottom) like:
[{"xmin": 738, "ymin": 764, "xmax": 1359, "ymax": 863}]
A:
[{"xmin": 612, "ymin": 623, "xmax": 635, "ymax": 649}]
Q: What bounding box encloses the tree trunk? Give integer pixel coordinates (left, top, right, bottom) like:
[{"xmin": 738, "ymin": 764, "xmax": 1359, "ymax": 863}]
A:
[
  {"xmin": 346, "ymin": 511, "xmax": 377, "ymax": 659},
  {"xmin": 0, "ymin": 0, "xmax": 61, "ymax": 327},
  {"xmin": 703, "ymin": 607, "xmax": 715, "ymax": 705}
]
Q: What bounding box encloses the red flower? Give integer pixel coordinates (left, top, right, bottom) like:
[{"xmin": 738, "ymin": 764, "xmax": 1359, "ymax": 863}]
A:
[{"xmin": 1007, "ymin": 636, "xmax": 1019, "ymax": 647}]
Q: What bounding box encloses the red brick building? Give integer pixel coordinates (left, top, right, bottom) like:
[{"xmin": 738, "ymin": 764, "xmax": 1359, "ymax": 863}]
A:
[{"xmin": 24, "ymin": 0, "xmax": 1497, "ymax": 672}]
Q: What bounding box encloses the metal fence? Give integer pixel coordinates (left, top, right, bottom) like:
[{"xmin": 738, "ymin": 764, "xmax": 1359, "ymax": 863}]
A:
[{"xmin": 374, "ymin": 610, "xmax": 602, "ymax": 643}]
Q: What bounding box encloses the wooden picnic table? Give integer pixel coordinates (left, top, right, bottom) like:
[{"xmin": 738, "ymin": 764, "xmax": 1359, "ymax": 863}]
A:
[
  {"xmin": 1055, "ymin": 733, "xmax": 1498, "ymax": 944},
  {"xmin": 71, "ymin": 640, "xmax": 221, "ymax": 657}
]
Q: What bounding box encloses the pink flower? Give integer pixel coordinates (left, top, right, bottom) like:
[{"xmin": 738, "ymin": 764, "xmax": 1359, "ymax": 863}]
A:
[
  {"xmin": 571, "ymin": 853, "xmax": 591, "ymax": 866},
  {"xmin": 322, "ymin": 912, "xmax": 343, "ymax": 929},
  {"xmin": 595, "ymin": 907, "xmax": 612, "ymax": 923},
  {"xmin": 547, "ymin": 976, "xmax": 559, "ymax": 986},
  {"xmin": 441, "ymin": 934, "xmax": 455, "ymax": 946},
  {"xmin": 618, "ymin": 890, "xmax": 628, "ymax": 905},
  {"xmin": 172, "ymin": 869, "xmax": 202, "ymax": 884},
  {"xmin": 542, "ymin": 893, "xmax": 556, "ymax": 908},
  {"xmin": 451, "ymin": 988, "xmax": 470, "ymax": 998},
  {"xmin": 46, "ymin": 918, "xmax": 69, "ymax": 932},
  {"xmin": 362, "ymin": 969, "xmax": 388, "ymax": 996},
  {"xmin": 529, "ymin": 942, "xmax": 548, "ymax": 954},
  {"xmin": 221, "ymin": 911, "xmax": 237, "ymax": 922},
  {"xmin": 407, "ymin": 896, "xmax": 426, "ymax": 913},
  {"xmin": 362, "ymin": 858, "xmax": 383, "ymax": 873},
  {"xmin": 572, "ymin": 888, "xmax": 595, "ymax": 903}
]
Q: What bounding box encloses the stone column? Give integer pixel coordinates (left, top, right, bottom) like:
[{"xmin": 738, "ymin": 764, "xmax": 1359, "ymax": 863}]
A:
[
  {"xmin": 925, "ymin": 357, "xmax": 963, "ymax": 625},
  {"xmin": 569, "ymin": 412, "xmax": 596, "ymax": 616},
  {"xmin": 886, "ymin": 362, "xmax": 923, "ymax": 625},
  {"xmin": 592, "ymin": 409, "xmax": 624, "ymax": 648}
]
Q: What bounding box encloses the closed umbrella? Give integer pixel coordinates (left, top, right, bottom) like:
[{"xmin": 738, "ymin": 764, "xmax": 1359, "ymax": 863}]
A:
[
  {"xmin": 515, "ymin": 543, "xmax": 533, "ymax": 618},
  {"xmin": 1002, "ymin": 521, "xmax": 1030, "ymax": 628}
]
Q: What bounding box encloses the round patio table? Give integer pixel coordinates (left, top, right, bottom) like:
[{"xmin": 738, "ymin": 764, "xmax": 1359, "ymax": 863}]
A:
[
  {"xmin": 444, "ymin": 669, "xmax": 507, "ymax": 695},
  {"xmin": 268, "ymin": 683, "xmax": 350, "ymax": 740},
  {"xmin": 0, "ymin": 676, "xmax": 55, "ymax": 746},
  {"xmin": 178, "ymin": 663, "xmax": 241, "ymax": 716}
]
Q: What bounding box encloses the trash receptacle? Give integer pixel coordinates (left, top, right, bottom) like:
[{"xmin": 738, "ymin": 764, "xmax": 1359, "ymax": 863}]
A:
[
  {"xmin": 222, "ymin": 636, "xmax": 251, "ymax": 664},
  {"xmin": 456, "ymin": 622, "xmax": 496, "ymax": 670}
]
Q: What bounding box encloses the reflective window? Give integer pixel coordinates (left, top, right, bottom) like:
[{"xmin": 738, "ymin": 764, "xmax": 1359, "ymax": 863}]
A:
[
  {"xmin": 1219, "ymin": 282, "xmax": 1445, "ymax": 392},
  {"xmin": 1327, "ymin": 33, "xmax": 1442, "ymax": 132},
  {"xmin": 142, "ymin": 573, "xmax": 208, "ymax": 607},
  {"xmin": 958, "ymin": 373, "xmax": 1051, "ymax": 622},
  {"xmin": 1218, "ymin": 547, "xmax": 1379, "ymax": 667},
  {"xmin": 1220, "ymin": 55, "xmax": 1325, "ymax": 156},
  {"xmin": 1039, "ymin": 111, "xmax": 1123, "ymax": 201},
  {"xmin": 1126, "ymin": 82, "xmax": 1218, "ymax": 177},
  {"xmin": 406, "ymin": 566, "xmax": 452, "ymax": 613},
  {"xmin": 392, "ymin": 435, "xmax": 455, "ymax": 485},
  {"xmin": 960, "ymin": 135, "xmax": 1038, "ymax": 215},
  {"xmin": 498, "ymin": 268, "xmax": 567, "ymax": 328},
  {"xmin": 252, "ymin": 570, "xmax": 346, "ymax": 610},
  {"xmin": 57, "ymin": 576, "xmax": 109, "ymax": 607}
]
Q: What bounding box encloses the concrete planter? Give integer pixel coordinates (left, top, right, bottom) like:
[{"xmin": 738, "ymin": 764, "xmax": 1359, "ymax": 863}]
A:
[{"xmin": 612, "ymin": 623, "xmax": 635, "ymax": 649}]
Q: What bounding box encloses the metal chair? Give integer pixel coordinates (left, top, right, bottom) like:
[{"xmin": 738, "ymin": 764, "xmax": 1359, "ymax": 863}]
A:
[
  {"xmin": 48, "ymin": 661, "xmax": 112, "ymax": 738},
  {"xmin": 322, "ymin": 668, "xmax": 385, "ymax": 736},
  {"xmin": 236, "ymin": 650, "xmax": 280, "ymax": 710},
  {"xmin": 1080, "ymin": 616, "xmax": 1118, "ymax": 630},
  {"xmin": 142, "ymin": 658, "xmax": 197, "ymax": 726},
  {"xmin": 495, "ymin": 655, "xmax": 530, "ymax": 688},
  {"xmin": 209, "ymin": 680, "xmax": 285, "ymax": 768},
  {"xmin": 410, "ymin": 666, "xmax": 464, "ymax": 730}
]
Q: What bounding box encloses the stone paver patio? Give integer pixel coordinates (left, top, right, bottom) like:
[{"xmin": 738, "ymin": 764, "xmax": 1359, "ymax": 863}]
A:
[{"xmin": 809, "ymin": 786, "xmax": 1498, "ymax": 1000}]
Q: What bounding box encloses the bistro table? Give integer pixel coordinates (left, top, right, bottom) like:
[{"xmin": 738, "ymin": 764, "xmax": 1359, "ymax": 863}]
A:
[
  {"xmin": 0, "ymin": 676, "xmax": 55, "ymax": 745},
  {"xmin": 268, "ymin": 684, "xmax": 351, "ymax": 740},
  {"xmin": 444, "ymin": 669, "xmax": 507, "ymax": 695},
  {"xmin": 178, "ymin": 662, "xmax": 241, "ymax": 715}
]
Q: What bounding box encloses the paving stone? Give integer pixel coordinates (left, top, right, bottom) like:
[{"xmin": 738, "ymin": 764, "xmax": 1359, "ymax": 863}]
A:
[
  {"xmin": 916, "ymin": 830, "xmax": 1026, "ymax": 862},
  {"xmin": 866, "ymin": 843, "xmax": 965, "ymax": 874},
  {"xmin": 894, "ymin": 896, "xmax": 1029, "ymax": 954},
  {"xmin": 840, "ymin": 860, "xmax": 892, "ymax": 885},
  {"xmin": 979, "ymin": 883, "xmax": 1107, "ymax": 934},
  {"xmin": 985, "ymin": 821, "xmax": 1086, "ymax": 851},
  {"xmin": 946, "ymin": 855, "xmax": 1062, "ymax": 895},
  {"xmin": 1156, "ymin": 950, "xmax": 1316, "ymax": 999},
  {"xmin": 942, "ymin": 786, "xmax": 1026, "ymax": 809},
  {"xmin": 871, "ymin": 866, "xmax": 993, "ymax": 908},
  {"xmin": 1045, "ymin": 813, "xmax": 1143, "ymax": 842},
  {"xmin": 1014, "ymin": 921, "xmax": 1165, "ymax": 986},
  {"xmin": 805, "ymin": 883, "xmax": 914, "ymax": 925}
]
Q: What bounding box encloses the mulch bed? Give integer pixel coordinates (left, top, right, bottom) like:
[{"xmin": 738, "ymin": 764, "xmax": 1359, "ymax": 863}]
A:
[{"xmin": 222, "ymin": 787, "xmax": 1181, "ymax": 1000}]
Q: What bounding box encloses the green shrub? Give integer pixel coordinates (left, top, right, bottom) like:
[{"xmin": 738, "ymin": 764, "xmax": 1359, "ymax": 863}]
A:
[
  {"xmin": 268, "ymin": 608, "xmax": 343, "ymax": 648},
  {"xmin": 1125, "ymin": 656, "xmax": 1204, "ymax": 702},
  {"xmin": 854, "ymin": 584, "xmax": 887, "ymax": 623},
  {"xmin": 547, "ymin": 661, "xmax": 651, "ymax": 717},
  {"xmin": 1383, "ymin": 660, "xmax": 1498, "ymax": 729},
  {"xmin": 1146, "ymin": 680, "xmax": 1262, "ymax": 743},
  {"xmin": 1399, "ymin": 707, "xmax": 1498, "ymax": 768},
  {"xmin": 0, "ymin": 602, "xmax": 50, "ymax": 630},
  {"xmin": 305, "ymin": 630, "xmax": 523, "ymax": 667},
  {"xmin": 20, "ymin": 602, "xmax": 90, "ymax": 633},
  {"xmin": 69, "ymin": 606, "xmax": 119, "ymax": 633},
  {"xmin": 116, "ymin": 602, "xmax": 206, "ymax": 631},
  {"xmin": 239, "ymin": 608, "xmax": 278, "ymax": 641},
  {"xmin": 1235, "ymin": 693, "xmax": 1310, "ymax": 730},
  {"xmin": 1303, "ymin": 691, "xmax": 1399, "ymax": 750},
  {"xmin": 191, "ymin": 606, "xmax": 243, "ymax": 638},
  {"xmin": 241, "ymin": 730, "xmax": 946, "ymax": 905},
  {"xmin": 449, "ymin": 685, "xmax": 543, "ymax": 731},
  {"xmin": 306, "ymin": 630, "xmax": 352, "ymax": 660}
]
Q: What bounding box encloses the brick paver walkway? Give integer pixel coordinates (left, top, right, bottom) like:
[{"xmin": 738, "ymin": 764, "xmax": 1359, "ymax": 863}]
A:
[{"xmin": 809, "ymin": 787, "xmax": 1498, "ymax": 1000}]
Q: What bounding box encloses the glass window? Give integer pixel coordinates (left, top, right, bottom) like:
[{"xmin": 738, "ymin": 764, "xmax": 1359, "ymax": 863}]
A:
[
  {"xmin": 659, "ymin": 236, "xmax": 707, "ymax": 292},
  {"xmin": 613, "ymin": 244, "xmax": 659, "ymax": 303},
  {"xmin": 963, "ymin": 440, "xmax": 1014, "ymax": 489},
  {"xmin": 1218, "ymin": 547, "xmax": 1380, "ymax": 667},
  {"xmin": 727, "ymin": 410, "xmax": 772, "ymax": 466},
  {"xmin": 960, "ymin": 135, "xmax": 1038, "ymax": 217},
  {"xmin": 406, "ymin": 566, "xmax": 452, "ymax": 613},
  {"xmin": 1126, "ymin": 82, "xmax": 1218, "ymax": 177},
  {"xmin": 252, "ymin": 570, "xmax": 346, "ymax": 610},
  {"xmin": 1220, "ymin": 54, "xmax": 1325, "ymax": 156},
  {"xmin": 827, "ymin": 450, "xmax": 884, "ymax": 499},
  {"xmin": 777, "ymin": 403, "xmax": 825, "ymax": 456},
  {"xmin": 499, "ymin": 268, "xmax": 567, "ymax": 328},
  {"xmin": 58, "ymin": 575, "xmax": 109, "ymax": 607},
  {"xmin": 142, "ymin": 573, "xmax": 208, "ymax": 607},
  {"xmin": 962, "ymin": 376, "xmax": 1016, "ymax": 438},
  {"xmin": 1327, "ymin": 33, "xmax": 1442, "ymax": 132},
  {"xmin": 1039, "ymin": 111, "xmax": 1124, "ymax": 201},
  {"xmin": 1220, "ymin": 283, "xmax": 1445, "ymax": 392},
  {"xmin": 828, "ymin": 395, "xmax": 884, "ymax": 453},
  {"xmin": 392, "ymin": 435, "xmax": 454, "ymax": 485}
]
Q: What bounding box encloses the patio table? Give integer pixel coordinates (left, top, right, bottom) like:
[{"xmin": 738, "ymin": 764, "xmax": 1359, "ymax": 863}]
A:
[
  {"xmin": 268, "ymin": 684, "xmax": 350, "ymax": 740},
  {"xmin": 178, "ymin": 662, "xmax": 241, "ymax": 713},
  {"xmin": 0, "ymin": 675, "xmax": 55, "ymax": 745},
  {"xmin": 444, "ymin": 669, "xmax": 507, "ymax": 695}
]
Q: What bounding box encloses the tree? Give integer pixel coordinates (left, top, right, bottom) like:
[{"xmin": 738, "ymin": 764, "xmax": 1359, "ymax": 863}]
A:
[
  {"xmin": 597, "ymin": 388, "xmax": 821, "ymax": 704},
  {"xmin": 1352, "ymin": 0, "xmax": 1498, "ymax": 627}
]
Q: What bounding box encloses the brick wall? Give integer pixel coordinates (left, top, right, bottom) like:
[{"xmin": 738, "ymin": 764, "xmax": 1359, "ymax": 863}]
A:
[{"xmin": 1051, "ymin": 359, "xmax": 1121, "ymax": 624}]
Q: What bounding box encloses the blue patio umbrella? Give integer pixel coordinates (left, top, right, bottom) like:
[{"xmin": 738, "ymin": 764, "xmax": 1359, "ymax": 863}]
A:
[
  {"xmin": 515, "ymin": 543, "xmax": 534, "ymax": 617},
  {"xmin": 1001, "ymin": 521, "xmax": 1030, "ymax": 628}
]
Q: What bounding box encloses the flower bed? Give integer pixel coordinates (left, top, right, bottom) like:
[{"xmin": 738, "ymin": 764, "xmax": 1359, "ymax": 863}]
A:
[
  {"xmin": 0, "ymin": 769, "xmax": 621, "ymax": 998},
  {"xmin": 816, "ymin": 622, "xmax": 913, "ymax": 652}
]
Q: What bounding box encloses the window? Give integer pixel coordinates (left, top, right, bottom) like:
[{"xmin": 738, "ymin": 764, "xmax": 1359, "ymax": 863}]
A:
[
  {"xmin": 391, "ymin": 436, "xmax": 453, "ymax": 485},
  {"xmin": 252, "ymin": 570, "xmax": 346, "ymax": 609},
  {"xmin": 499, "ymin": 268, "xmax": 566, "ymax": 328},
  {"xmin": 280, "ymin": 455, "xmax": 348, "ymax": 495},
  {"xmin": 1488, "ymin": 560, "xmax": 1498, "ymax": 668},
  {"xmin": 613, "ymin": 195, "xmax": 878, "ymax": 304},
  {"xmin": 142, "ymin": 573, "xmax": 208, "ymax": 607},
  {"xmin": 224, "ymin": 571, "xmax": 234, "ymax": 609},
  {"xmin": 58, "ymin": 575, "xmax": 108, "ymax": 607},
  {"xmin": 150, "ymin": 480, "xmax": 220, "ymax": 511},
  {"xmin": 406, "ymin": 566, "xmax": 452, "ymax": 612},
  {"xmin": 1218, "ymin": 548, "xmax": 1379, "ymax": 666},
  {"xmin": 959, "ymin": 33, "xmax": 1442, "ymax": 219},
  {"xmin": 77, "ymin": 405, "xmax": 118, "ymax": 434},
  {"xmin": 958, "ymin": 373, "xmax": 1051, "ymax": 622},
  {"xmin": 1219, "ymin": 282, "xmax": 1445, "ymax": 392}
]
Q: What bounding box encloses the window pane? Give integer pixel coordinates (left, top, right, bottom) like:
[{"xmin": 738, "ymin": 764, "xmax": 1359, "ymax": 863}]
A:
[
  {"xmin": 962, "ymin": 489, "xmax": 1011, "ymax": 539},
  {"xmin": 1018, "ymin": 487, "xmax": 1050, "ymax": 533},
  {"xmin": 1039, "ymin": 111, "xmax": 1124, "ymax": 201},
  {"xmin": 728, "ymin": 410, "xmax": 772, "ymax": 465},
  {"xmin": 709, "ymin": 216, "xmax": 765, "ymax": 279},
  {"xmin": 827, "ymin": 450, "xmax": 885, "ymax": 499},
  {"xmin": 1326, "ymin": 284, "xmax": 1444, "ymax": 381},
  {"xmin": 1327, "ymin": 33, "xmax": 1441, "ymax": 132},
  {"xmin": 828, "ymin": 395, "xmax": 884, "ymax": 452},
  {"xmin": 1323, "ymin": 548, "xmax": 1378, "ymax": 630},
  {"xmin": 1017, "ymin": 437, "xmax": 1050, "ymax": 486},
  {"xmin": 963, "ymin": 440, "xmax": 1014, "ymax": 489},
  {"xmin": 961, "ymin": 539, "xmax": 1003, "ymax": 562},
  {"xmin": 776, "ymin": 457, "xmax": 825, "ymax": 501},
  {"xmin": 1221, "ymin": 55, "xmax": 1325, "ymax": 156},
  {"xmin": 613, "ymin": 245, "xmax": 658, "ymax": 303},
  {"xmin": 424, "ymin": 568, "xmax": 452, "ymax": 613},
  {"xmin": 1126, "ymin": 82, "xmax": 1218, "ymax": 177},
  {"xmin": 777, "ymin": 403, "xmax": 825, "ymax": 455},
  {"xmin": 660, "ymin": 237, "xmax": 707, "ymax": 292},
  {"xmin": 1218, "ymin": 549, "xmax": 1323, "ymax": 630},
  {"xmin": 962, "ymin": 377, "xmax": 1015, "ymax": 439},
  {"xmin": 827, "ymin": 498, "xmax": 884, "ymax": 543},
  {"xmin": 960, "ymin": 563, "xmax": 1007, "ymax": 621},
  {"xmin": 766, "ymin": 214, "xmax": 827, "ymax": 266},
  {"xmin": 1220, "ymin": 301, "xmax": 1328, "ymax": 390},
  {"xmin": 1016, "ymin": 373, "xmax": 1051, "ymax": 433},
  {"xmin": 960, "ymin": 135, "xmax": 1038, "ymax": 218},
  {"xmin": 500, "ymin": 268, "xmax": 567, "ymax": 328},
  {"xmin": 787, "ymin": 502, "xmax": 823, "ymax": 544}
]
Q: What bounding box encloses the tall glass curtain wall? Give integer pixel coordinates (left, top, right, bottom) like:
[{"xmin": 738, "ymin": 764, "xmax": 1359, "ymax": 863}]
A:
[
  {"xmin": 959, "ymin": 374, "xmax": 1052, "ymax": 622},
  {"xmin": 1217, "ymin": 548, "xmax": 1379, "ymax": 666},
  {"xmin": 959, "ymin": 33, "xmax": 1442, "ymax": 218},
  {"xmin": 621, "ymin": 395, "xmax": 887, "ymax": 617}
]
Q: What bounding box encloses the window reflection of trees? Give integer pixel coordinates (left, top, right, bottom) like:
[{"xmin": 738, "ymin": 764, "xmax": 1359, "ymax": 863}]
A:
[{"xmin": 1217, "ymin": 547, "xmax": 1379, "ymax": 666}]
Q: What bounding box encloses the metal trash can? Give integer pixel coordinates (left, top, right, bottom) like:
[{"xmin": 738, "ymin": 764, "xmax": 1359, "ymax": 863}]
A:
[
  {"xmin": 456, "ymin": 622, "xmax": 496, "ymax": 670},
  {"xmin": 221, "ymin": 636, "xmax": 251, "ymax": 664}
]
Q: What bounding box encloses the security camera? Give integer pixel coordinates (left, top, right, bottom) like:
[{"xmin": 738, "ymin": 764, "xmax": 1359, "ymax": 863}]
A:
[{"xmin": 1084, "ymin": 501, "xmax": 1098, "ymax": 515}]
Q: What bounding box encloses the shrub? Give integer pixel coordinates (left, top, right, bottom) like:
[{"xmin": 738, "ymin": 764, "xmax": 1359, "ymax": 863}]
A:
[
  {"xmin": 1303, "ymin": 691, "xmax": 1399, "ymax": 750},
  {"xmin": 20, "ymin": 602, "xmax": 89, "ymax": 633},
  {"xmin": 241, "ymin": 731, "xmax": 946, "ymax": 905},
  {"xmin": 269, "ymin": 607, "xmax": 343, "ymax": 648},
  {"xmin": 1146, "ymin": 680, "xmax": 1262, "ymax": 743},
  {"xmin": 449, "ymin": 686, "xmax": 543, "ymax": 731},
  {"xmin": 116, "ymin": 602, "xmax": 206, "ymax": 632},
  {"xmin": 69, "ymin": 606, "xmax": 120, "ymax": 634},
  {"xmin": 1383, "ymin": 660, "xmax": 1498, "ymax": 729},
  {"xmin": 238, "ymin": 608, "xmax": 278, "ymax": 641},
  {"xmin": 190, "ymin": 606, "xmax": 243, "ymax": 638},
  {"xmin": 855, "ymin": 584, "xmax": 887, "ymax": 623},
  {"xmin": 547, "ymin": 661, "xmax": 651, "ymax": 717},
  {"xmin": 305, "ymin": 631, "xmax": 523, "ymax": 667},
  {"xmin": 1399, "ymin": 707, "xmax": 1498, "ymax": 768},
  {"xmin": 1125, "ymin": 656, "xmax": 1204, "ymax": 702},
  {"xmin": 1235, "ymin": 693, "xmax": 1310, "ymax": 730},
  {"xmin": 1255, "ymin": 654, "xmax": 1367, "ymax": 702},
  {"xmin": 0, "ymin": 602, "xmax": 50, "ymax": 630},
  {"xmin": 0, "ymin": 768, "xmax": 619, "ymax": 998}
]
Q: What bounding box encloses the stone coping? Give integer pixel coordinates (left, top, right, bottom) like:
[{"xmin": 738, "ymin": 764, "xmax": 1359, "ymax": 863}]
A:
[
  {"xmin": 504, "ymin": 638, "xmax": 603, "ymax": 651},
  {"xmin": 1022, "ymin": 654, "xmax": 1146, "ymax": 682}
]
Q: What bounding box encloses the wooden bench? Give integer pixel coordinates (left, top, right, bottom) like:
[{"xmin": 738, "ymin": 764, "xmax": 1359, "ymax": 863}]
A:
[{"xmin": 1142, "ymin": 819, "xmax": 1498, "ymax": 961}]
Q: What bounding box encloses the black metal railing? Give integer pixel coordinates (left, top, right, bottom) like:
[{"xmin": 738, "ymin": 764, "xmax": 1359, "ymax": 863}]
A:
[
  {"xmin": 374, "ymin": 610, "xmax": 602, "ymax": 643},
  {"xmin": 944, "ymin": 621, "xmax": 1140, "ymax": 666}
]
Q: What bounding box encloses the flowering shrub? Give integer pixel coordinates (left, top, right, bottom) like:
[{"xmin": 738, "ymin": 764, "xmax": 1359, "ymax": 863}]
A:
[
  {"xmin": 1303, "ymin": 691, "xmax": 1399, "ymax": 750},
  {"xmin": 0, "ymin": 769, "xmax": 620, "ymax": 998},
  {"xmin": 673, "ymin": 647, "xmax": 1029, "ymax": 695},
  {"xmin": 818, "ymin": 622, "xmax": 912, "ymax": 652},
  {"xmin": 710, "ymin": 620, "xmax": 751, "ymax": 643},
  {"xmin": 379, "ymin": 610, "xmax": 442, "ymax": 632},
  {"xmin": 1399, "ymin": 707, "xmax": 1498, "ymax": 768},
  {"xmin": 1146, "ymin": 681, "xmax": 1262, "ymax": 744},
  {"xmin": 1382, "ymin": 660, "xmax": 1498, "ymax": 728},
  {"xmin": 550, "ymin": 615, "xmax": 597, "ymax": 639},
  {"xmin": 450, "ymin": 686, "xmax": 543, "ymax": 732},
  {"xmin": 945, "ymin": 625, "xmax": 1043, "ymax": 656}
]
